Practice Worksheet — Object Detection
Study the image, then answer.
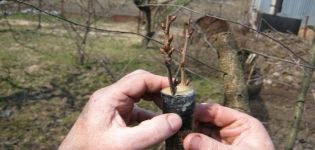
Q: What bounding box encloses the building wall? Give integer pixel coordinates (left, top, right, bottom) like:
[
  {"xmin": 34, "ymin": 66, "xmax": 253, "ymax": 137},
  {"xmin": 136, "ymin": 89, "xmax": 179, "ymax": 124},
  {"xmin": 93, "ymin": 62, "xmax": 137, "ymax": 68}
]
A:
[{"xmin": 254, "ymin": 0, "xmax": 315, "ymax": 26}]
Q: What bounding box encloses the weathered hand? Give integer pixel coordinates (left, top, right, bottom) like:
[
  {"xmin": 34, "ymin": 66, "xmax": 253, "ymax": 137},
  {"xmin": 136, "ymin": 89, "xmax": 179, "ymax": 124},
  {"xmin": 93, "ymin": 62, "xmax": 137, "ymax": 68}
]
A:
[
  {"xmin": 59, "ymin": 70, "xmax": 182, "ymax": 150},
  {"xmin": 184, "ymin": 103, "xmax": 274, "ymax": 150}
]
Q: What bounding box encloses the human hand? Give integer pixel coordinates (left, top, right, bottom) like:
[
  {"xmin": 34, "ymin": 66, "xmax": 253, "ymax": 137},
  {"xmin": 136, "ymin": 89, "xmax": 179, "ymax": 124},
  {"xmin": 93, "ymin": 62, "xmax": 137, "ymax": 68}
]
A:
[
  {"xmin": 59, "ymin": 70, "xmax": 182, "ymax": 150},
  {"xmin": 184, "ymin": 103, "xmax": 274, "ymax": 150}
]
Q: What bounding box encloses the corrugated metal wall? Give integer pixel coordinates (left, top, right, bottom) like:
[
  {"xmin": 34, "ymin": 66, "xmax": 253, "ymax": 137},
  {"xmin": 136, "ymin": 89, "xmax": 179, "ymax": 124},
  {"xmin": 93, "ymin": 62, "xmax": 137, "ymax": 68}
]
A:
[
  {"xmin": 254, "ymin": 0, "xmax": 315, "ymax": 26},
  {"xmin": 308, "ymin": 3, "xmax": 315, "ymax": 26}
]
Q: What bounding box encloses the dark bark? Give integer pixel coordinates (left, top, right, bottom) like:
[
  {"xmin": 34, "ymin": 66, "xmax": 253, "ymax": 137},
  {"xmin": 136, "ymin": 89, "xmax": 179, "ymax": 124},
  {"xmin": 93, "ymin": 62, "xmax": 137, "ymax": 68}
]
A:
[
  {"xmin": 133, "ymin": 0, "xmax": 154, "ymax": 47},
  {"xmin": 37, "ymin": 0, "xmax": 42, "ymax": 29},
  {"xmin": 161, "ymin": 86, "xmax": 195, "ymax": 150}
]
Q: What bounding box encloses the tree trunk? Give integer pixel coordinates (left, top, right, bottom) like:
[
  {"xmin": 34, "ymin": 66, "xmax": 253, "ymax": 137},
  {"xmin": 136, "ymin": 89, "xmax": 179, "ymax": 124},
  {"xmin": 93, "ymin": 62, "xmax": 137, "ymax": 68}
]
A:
[
  {"xmin": 142, "ymin": 6, "xmax": 153, "ymax": 47},
  {"xmin": 60, "ymin": 0, "xmax": 65, "ymax": 17},
  {"xmin": 37, "ymin": 0, "xmax": 42, "ymax": 29},
  {"xmin": 133, "ymin": 0, "xmax": 154, "ymax": 48},
  {"xmin": 211, "ymin": 32, "xmax": 251, "ymax": 113}
]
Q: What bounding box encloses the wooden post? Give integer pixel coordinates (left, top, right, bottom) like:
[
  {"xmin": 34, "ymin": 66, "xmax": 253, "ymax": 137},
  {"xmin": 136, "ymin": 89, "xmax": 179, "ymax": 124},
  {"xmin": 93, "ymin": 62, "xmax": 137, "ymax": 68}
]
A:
[{"xmin": 211, "ymin": 32, "xmax": 251, "ymax": 113}]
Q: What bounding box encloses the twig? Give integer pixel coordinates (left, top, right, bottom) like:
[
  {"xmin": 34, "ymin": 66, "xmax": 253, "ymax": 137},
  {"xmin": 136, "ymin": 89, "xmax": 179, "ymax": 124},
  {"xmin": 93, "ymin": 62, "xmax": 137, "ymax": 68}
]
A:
[
  {"xmin": 172, "ymin": 59, "xmax": 211, "ymax": 83},
  {"xmin": 242, "ymin": 49, "xmax": 315, "ymax": 69},
  {"xmin": 100, "ymin": 58, "xmax": 116, "ymax": 82},
  {"xmin": 160, "ymin": 15, "xmax": 177, "ymax": 95},
  {"xmin": 119, "ymin": 56, "xmax": 138, "ymax": 78},
  {"xmin": 179, "ymin": 20, "xmax": 193, "ymax": 86}
]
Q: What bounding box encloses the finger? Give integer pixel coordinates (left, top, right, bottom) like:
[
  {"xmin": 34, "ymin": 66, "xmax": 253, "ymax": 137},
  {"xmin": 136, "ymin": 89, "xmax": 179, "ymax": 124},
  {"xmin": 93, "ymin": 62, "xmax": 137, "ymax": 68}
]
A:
[
  {"xmin": 121, "ymin": 113, "xmax": 182, "ymax": 149},
  {"xmin": 126, "ymin": 106, "xmax": 156, "ymax": 125},
  {"xmin": 115, "ymin": 69, "xmax": 169, "ymax": 100},
  {"xmin": 194, "ymin": 103, "xmax": 249, "ymax": 127},
  {"xmin": 195, "ymin": 122, "xmax": 221, "ymax": 140},
  {"xmin": 90, "ymin": 70, "xmax": 169, "ymax": 106},
  {"xmin": 87, "ymin": 70, "xmax": 168, "ymax": 120},
  {"xmin": 184, "ymin": 133, "xmax": 231, "ymax": 150}
]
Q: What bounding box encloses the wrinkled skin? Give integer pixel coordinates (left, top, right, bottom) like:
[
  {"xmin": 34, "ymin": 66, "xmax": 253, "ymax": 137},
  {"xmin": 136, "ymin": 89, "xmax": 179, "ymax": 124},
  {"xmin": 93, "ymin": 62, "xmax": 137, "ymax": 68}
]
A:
[
  {"xmin": 184, "ymin": 103, "xmax": 274, "ymax": 150},
  {"xmin": 59, "ymin": 70, "xmax": 274, "ymax": 150}
]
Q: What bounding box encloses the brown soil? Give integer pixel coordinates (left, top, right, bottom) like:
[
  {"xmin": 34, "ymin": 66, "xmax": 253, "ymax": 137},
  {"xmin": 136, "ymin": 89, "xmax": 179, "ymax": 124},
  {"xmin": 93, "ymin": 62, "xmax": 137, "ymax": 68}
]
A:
[{"xmin": 251, "ymin": 85, "xmax": 315, "ymax": 149}]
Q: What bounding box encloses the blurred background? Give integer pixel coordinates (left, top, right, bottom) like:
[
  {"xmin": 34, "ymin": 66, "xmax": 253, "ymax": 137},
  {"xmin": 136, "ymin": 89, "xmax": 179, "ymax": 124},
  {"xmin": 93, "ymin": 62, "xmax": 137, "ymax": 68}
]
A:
[{"xmin": 0, "ymin": 0, "xmax": 315, "ymax": 149}]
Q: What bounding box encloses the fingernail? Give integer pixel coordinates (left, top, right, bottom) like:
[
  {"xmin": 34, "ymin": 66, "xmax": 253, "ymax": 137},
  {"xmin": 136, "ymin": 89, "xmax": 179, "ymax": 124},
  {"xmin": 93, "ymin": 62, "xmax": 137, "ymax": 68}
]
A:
[
  {"xmin": 167, "ymin": 114, "xmax": 182, "ymax": 132},
  {"xmin": 189, "ymin": 135, "xmax": 201, "ymax": 150}
]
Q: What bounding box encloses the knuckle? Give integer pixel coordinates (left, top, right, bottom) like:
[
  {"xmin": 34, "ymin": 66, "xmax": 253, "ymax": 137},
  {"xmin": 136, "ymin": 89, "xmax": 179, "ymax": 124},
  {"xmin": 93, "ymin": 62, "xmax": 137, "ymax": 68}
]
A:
[
  {"xmin": 121, "ymin": 69, "xmax": 150, "ymax": 80},
  {"xmin": 132, "ymin": 69, "xmax": 148, "ymax": 74},
  {"xmin": 89, "ymin": 88, "xmax": 104, "ymax": 101}
]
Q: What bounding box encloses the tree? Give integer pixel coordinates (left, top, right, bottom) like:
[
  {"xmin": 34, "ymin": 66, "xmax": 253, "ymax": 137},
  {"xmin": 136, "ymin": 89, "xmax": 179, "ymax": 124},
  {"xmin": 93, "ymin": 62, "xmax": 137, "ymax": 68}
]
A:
[
  {"xmin": 63, "ymin": 0, "xmax": 96, "ymax": 65},
  {"xmin": 133, "ymin": 0, "xmax": 154, "ymax": 48},
  {"xmin": 37, "ymin": 0, "xmax": 42, "ymax": 29}
]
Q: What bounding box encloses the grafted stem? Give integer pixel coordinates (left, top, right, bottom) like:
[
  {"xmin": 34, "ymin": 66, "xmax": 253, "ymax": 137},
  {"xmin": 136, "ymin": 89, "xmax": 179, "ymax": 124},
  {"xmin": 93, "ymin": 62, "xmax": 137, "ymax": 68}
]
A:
[{"xmin": 160, "ymin": 15, "xmax": 177, "ymax": 95}]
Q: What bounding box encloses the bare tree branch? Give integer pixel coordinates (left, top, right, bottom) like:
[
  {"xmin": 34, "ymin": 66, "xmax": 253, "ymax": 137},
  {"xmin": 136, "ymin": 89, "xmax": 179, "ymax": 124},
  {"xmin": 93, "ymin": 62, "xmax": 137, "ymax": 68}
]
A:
[
  {"xmin": 285, "ymin": 37, "xmax": 315, "ymax": 150},
  {"xmin": 7, "ymin": 0, "xmax": 313, "ymax": 73},
  {"xmin": 140, "ymin": 3, "xmax": 309, "ymax": 64}
]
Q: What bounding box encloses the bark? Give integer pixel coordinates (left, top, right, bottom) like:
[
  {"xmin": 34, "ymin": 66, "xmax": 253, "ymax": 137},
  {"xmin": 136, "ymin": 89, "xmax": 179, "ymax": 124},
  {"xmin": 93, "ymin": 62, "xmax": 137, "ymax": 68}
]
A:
[
  {"xmin": 211, "ymin": 32, "xmax": 250, "ymax": 113},
  {"xmin": 37, "ymin": 0, "xmax": 42, "ymax": 29},
  {"xmin": 161, "ymin": 86, "xmax": 195, "ymax": 150},
  {"xmin": 142, "ymin": 7, "xmax": 153, "ymax": 47},
  {"xmin": 60, "ymin": 0, "xmax": 65, "ymax": 17},
  {"xmin": 285, "ymin": 35, "xmax": 315, "ymax": 150},
  {"xmin": 133, "ymin": 0, "xmax": 154, "ymax": 47}
]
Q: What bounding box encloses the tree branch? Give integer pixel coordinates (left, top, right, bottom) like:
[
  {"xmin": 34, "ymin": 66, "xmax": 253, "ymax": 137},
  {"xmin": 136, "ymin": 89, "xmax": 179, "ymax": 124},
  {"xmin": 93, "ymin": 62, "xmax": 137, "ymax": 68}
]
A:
[{"xmin": 285, "ymin": 34, "xmax": 315, "ymax": 150}]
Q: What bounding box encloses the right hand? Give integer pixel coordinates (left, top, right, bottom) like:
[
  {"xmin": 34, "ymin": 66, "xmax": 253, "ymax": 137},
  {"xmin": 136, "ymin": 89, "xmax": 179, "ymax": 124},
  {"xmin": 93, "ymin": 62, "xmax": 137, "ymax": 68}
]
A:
[{"xmin": 184, "ymin": 103, "xmax": 274, "ymax": 150}]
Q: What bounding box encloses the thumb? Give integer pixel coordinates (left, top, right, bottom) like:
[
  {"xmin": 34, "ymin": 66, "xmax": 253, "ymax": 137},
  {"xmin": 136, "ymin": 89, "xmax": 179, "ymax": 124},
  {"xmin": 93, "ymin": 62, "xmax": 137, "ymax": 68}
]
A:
[
  {"xmin": 184, "ymin": 133, "xmax": 231, "ymax": 150},
  {"xmin": 122, "ymin": 113, "xmax": 182, "ymax": 149}
]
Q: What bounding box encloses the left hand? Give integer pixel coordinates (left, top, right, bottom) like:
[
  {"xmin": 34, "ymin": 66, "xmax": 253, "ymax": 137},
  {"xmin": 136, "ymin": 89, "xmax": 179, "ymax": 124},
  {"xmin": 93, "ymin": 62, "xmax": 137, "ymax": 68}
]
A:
[{"xmin": 59, "ymin": 70, "xmax": 182, "ymax": 150}]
